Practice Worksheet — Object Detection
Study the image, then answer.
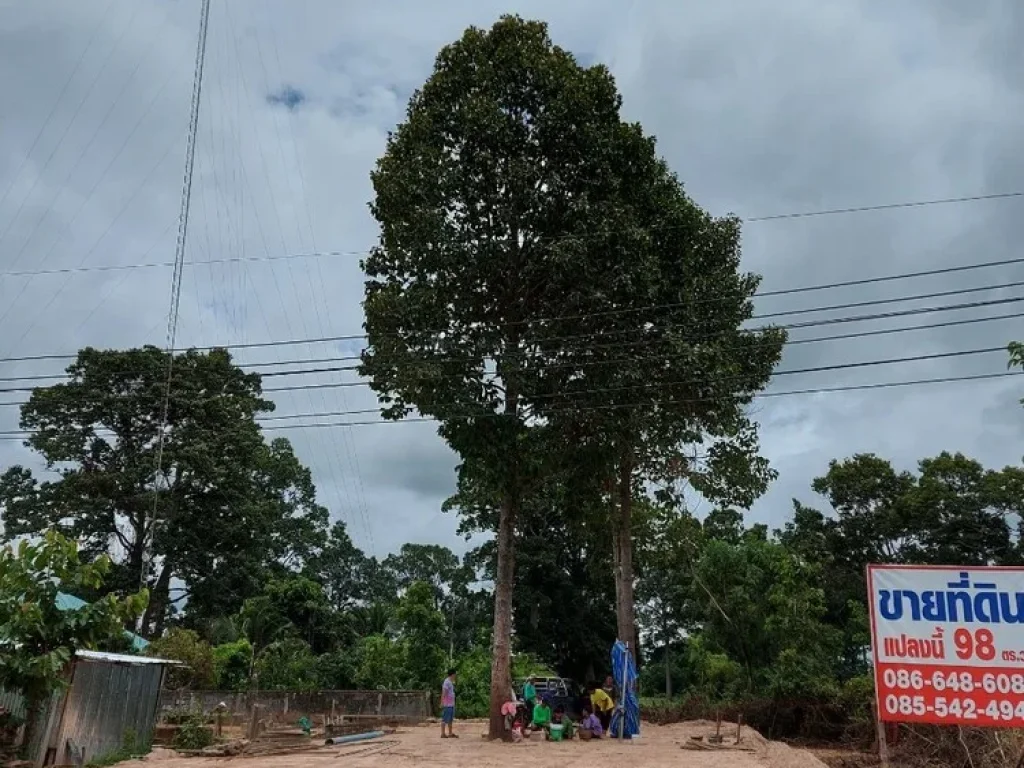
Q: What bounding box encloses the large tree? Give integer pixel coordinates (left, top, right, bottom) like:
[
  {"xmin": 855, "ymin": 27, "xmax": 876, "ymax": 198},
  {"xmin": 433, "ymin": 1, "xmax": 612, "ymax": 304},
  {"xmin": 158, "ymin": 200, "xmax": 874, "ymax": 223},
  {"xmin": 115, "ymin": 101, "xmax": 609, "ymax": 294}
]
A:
[
  {"xmin": 0, "ymin": 346, "xmax": 328, "ymax": 635},
  {"xmin": 536, "ymin": 159, "xmax": 785, "ymax": 656},
  {"xmin": 360, "ymin": 16, "xmax": 667, "ymax": 736}
]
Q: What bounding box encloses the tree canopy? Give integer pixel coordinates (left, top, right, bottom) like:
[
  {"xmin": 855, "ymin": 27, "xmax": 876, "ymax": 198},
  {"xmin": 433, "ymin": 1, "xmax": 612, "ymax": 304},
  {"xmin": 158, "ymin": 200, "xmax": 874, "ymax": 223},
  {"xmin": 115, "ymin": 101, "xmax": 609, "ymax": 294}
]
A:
[
  {"xmin": 359, "ymin": 14, "xmax": 783, "ymax": 735},
  {"xmin": 0, "ymin": 346, "xmax": 328, "ymax": 636},
  {"xmin": 0, "ymin": 531, "xmax": 147, "ymax": 750}
]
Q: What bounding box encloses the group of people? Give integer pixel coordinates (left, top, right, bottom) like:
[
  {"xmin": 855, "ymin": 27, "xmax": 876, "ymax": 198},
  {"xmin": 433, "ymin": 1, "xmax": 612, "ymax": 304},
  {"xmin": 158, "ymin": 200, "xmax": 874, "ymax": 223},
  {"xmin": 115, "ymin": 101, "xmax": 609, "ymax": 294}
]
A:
[
  {"xmin": 510, "ymin": 676, "xmax": 618, "ymax": 742},
  {"xmin": 439, "ymin": 669, "xmax": 621, "ymax": 743}
]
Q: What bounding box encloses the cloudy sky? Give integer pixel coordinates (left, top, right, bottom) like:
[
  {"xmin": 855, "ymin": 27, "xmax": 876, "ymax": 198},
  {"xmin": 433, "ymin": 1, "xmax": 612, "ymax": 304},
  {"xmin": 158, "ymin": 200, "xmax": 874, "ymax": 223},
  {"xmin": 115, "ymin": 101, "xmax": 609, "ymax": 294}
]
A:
[{"xmin": 1, "ymin": 0, "xmax": 1022, "ymax": 558}]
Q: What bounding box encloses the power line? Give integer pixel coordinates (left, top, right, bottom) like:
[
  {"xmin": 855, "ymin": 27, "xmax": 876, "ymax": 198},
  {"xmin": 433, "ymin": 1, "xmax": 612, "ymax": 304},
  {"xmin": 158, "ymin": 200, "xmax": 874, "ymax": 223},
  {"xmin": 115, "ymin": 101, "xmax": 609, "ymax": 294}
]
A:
[
  {"xmin": 0, "ymin": 369, "xmax": 1017, "ymax": 440},
  {"xmin": 0, "ymin": 295, "xmax": 1019, "ymax": 395},
  {"xmin": 1, "ymin": 273, "xmax": 1022, "ymax": 369},
  {"xmin": 0, "ymin": 0, "xmax": 117, "ymax": 215},
  {"xmin": 257, "ymin": 369, "xmax": 1023, "ymax": 428},
  {"xmin": 0, "ymin": 249, "xmax": 362, "ymax": 279},
  {"xmin": 1, "ymin": 318, "xmax": 1017, "ymax": 392},
  {"xmin": 0, "ymin": 342, "xmax": 1007, "ymax": 402},
  {"xmin": 144, "ymin": 0, "xmax": 211, "ymax": 593},
  {"xmin": 1, "ymin": 193, "xmax": 1022, "ymax": 280},
  {"xmin": 744, "ymin": 191, "xmax": 1023, "ymax": 222}
]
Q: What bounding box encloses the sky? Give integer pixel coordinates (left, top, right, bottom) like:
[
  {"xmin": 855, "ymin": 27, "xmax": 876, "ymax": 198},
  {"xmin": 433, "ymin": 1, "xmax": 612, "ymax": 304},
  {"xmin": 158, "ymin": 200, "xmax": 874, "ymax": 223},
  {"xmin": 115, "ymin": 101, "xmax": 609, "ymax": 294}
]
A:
[{"xmin": 1, "ymin": 0, "xmax": 1022, "ymax": 558}]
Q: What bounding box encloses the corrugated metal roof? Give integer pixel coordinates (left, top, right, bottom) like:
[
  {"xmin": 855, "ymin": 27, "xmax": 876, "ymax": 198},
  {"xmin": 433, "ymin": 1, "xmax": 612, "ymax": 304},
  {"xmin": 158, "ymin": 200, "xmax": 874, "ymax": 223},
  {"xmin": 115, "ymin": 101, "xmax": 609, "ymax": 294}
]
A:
[{"xmin": 76, "ymin": 649, "xmax": 180, "ymax": 665}]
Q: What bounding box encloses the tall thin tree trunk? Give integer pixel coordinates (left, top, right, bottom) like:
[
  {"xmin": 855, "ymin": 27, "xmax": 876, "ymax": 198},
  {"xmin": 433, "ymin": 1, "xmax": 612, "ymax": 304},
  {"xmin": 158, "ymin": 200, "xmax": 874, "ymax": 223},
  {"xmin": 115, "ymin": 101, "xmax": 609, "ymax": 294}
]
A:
[
  {"xmin": 664, "ymin": 642, "xmax": 672, "ymax": 698},
  {"xmin": 613, "ymin": 449, "xmax": 637, "ymax": 659},
  {"xmin": 488, "ymin": 492, "xmax": 517, "ymax": 740},
  {"xmin": 488, "ymin": 385, "xmax": 520, "ymax": 740},
  {"xmin": 141, "ymin": 563, "xmax": 171, "ymax": 638}
]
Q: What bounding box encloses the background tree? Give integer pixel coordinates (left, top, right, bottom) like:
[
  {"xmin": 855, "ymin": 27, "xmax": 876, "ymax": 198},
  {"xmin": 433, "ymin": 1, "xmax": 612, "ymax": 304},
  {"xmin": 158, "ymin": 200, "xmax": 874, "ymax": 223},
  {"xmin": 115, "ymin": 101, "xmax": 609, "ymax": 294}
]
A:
[
  {"xmin": 360, "ymin": 15, "xmax": 669, "ymax": 736},
  {"xmin": 395, "ymin": 581, "xmax": 448, "ymax": 689},
  {"xmin": 0, "ymin": 346, "xmax": 328, "ymax": 636},
  {"xmin": 307, "ymin": 521, "xmax": 367, "ymax": 610},
  {"xmin": 635, "ymin": 500, "xmax": 703, "ymax": 697},
  {"xmin": 146, "ymin": 628, "xmax": 216, "ymax": 690},
  {"xmin": 0, "ymin": 531, "xmax": 147, "ymax": 752}
]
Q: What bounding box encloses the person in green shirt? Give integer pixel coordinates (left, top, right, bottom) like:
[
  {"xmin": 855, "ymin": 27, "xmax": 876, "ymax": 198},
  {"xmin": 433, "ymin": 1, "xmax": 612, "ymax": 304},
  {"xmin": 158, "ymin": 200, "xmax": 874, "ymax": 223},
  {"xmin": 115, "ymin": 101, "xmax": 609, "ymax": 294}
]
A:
[
  {"xmin": 524, "ymin": 696, "xmax": 552, "ymax": 738},
  {"xmin": 548, "ymin": 705, "xmax": 574, "ymax": 741}
]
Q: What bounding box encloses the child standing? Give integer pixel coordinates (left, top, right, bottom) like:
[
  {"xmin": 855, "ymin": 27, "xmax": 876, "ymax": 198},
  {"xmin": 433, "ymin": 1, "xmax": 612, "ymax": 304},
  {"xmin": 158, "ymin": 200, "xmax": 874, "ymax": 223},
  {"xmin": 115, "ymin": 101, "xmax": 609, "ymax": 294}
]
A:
[{"xmin": 440, "ymin": 668, "xmax": 458, "ymax": 739}]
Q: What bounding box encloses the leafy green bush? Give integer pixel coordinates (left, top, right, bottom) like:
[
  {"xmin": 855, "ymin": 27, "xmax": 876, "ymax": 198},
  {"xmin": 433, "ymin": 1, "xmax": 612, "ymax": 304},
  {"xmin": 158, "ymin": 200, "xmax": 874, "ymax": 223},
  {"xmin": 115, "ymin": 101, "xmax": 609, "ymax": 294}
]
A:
[
  {"xmin": 162, "ymin": 706, "xmax": 202, "ymax": 726},
  {"xmin": 212, "ymin": 639, "xmax": 252, "ymax": 690},
  {"xmin": 172, "ymin": 716, "xmax": 214, "ymax": 751}
]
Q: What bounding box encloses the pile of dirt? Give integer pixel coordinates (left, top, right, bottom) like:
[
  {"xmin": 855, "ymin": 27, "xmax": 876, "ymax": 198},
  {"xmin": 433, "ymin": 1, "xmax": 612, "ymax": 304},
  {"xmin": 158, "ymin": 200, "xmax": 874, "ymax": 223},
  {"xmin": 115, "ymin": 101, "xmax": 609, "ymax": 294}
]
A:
[
  {"xmin": 655, "ymin": 718, "xmax": 769, "ymax": 749},
  {"xmin": 764, "ymin": 742, "xmax": 831, "ymax": 768},
  {"xmin": 655, "ymin": 719, "xmax": 828, "ymax": 768}
]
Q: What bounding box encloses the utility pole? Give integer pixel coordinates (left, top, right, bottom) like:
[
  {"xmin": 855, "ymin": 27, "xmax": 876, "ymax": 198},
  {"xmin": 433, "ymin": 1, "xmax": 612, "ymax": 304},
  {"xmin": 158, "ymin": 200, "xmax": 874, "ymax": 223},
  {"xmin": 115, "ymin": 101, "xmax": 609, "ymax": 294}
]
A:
[{"xmin": 139, "ymin": 0, "xmax": 211, "ymax": 613}]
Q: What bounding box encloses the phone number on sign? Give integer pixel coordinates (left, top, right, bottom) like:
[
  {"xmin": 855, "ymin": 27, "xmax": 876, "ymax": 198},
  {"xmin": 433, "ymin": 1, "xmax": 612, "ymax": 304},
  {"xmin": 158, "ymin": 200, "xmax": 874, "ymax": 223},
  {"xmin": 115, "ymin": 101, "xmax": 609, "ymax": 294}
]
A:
[
  {"xmin": 882, "ymin": 668, "xmax": 1024, "ymax": 694},
  {"xmin": 884, "ymin": 694, "xmax": 1024, "ymax": 722}
]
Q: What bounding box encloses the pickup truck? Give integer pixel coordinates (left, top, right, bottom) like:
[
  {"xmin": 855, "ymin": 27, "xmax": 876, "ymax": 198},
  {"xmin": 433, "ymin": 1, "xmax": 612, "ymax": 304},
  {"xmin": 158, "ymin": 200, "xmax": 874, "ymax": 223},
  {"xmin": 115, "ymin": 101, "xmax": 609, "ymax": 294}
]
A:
[{"xmin": 513, "ymin": 676, "xmax": 585, "ymax": 719}]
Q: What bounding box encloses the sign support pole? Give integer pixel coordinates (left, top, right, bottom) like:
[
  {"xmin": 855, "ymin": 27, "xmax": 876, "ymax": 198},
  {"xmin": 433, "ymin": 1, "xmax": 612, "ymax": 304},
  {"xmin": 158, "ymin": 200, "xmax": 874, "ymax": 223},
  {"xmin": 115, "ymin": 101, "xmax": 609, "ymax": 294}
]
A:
[{"xmin": 873, "ymin": 696, "xmax": 891, "ymax": 767}]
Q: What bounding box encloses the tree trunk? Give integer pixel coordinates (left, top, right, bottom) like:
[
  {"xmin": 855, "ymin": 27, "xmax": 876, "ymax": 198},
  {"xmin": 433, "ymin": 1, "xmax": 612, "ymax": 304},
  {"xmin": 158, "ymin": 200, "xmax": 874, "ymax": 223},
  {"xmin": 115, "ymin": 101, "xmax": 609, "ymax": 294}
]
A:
[
  {"xmin": 141, "ymin": 563, "xmax": 172, "ymax": 638},
  {"xmin": 487, "ymin": 377, "xmax": 520, "ymax": 741},
  {"xmin": 129, "ymin": 513, "xmax": 146, "ymax": 593},
  {"xmin": 664, "ymin": 642, "xmax": 672, "ymax": 698},
  {"xmin": 613, "ymin": 450, "xmax": 637, "ymax": 660},
  {"xmin": 488, "ymin": 491, "xmax": 517, "ymax": 739}
]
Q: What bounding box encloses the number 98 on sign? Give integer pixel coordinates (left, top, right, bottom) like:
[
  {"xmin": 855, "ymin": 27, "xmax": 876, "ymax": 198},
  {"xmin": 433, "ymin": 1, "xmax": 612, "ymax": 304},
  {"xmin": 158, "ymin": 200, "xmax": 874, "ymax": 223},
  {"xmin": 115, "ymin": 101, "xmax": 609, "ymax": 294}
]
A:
[{"xmin": 868, "ymin": 565, "xmax": 1024, "ymax": 728}]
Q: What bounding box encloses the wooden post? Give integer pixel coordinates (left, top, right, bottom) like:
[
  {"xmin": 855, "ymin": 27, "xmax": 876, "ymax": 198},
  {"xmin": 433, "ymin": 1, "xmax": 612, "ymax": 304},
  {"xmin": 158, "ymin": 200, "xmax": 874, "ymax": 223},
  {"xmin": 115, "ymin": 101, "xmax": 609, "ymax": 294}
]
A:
[
  {"xmin": 736, "ymin": 714, "xmax": 743, "ymax": 744},
  {"xmin": 331, "ymin": 699, "xmax": 336, "ymax": 725},
  {"xmin": 872, "ymin": 700, "xmax": 891, "ymax": 768},
  {"xmin": 246, "ymin": 703, "xmax": 260, "ymax": 741}
]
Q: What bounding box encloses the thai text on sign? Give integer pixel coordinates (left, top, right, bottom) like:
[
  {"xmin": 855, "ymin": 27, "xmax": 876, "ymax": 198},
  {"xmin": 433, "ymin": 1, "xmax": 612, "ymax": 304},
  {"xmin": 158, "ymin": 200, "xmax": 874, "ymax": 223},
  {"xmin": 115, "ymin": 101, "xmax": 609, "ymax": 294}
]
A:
[{"xmin": 868, "ymin": 565, "xmax": 1024, "ymax": 727}]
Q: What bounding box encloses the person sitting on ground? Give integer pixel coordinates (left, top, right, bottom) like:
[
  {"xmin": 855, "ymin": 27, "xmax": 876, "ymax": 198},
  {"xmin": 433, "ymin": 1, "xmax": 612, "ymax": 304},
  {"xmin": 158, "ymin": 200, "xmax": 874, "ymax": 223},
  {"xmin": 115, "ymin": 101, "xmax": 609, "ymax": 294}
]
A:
[
  {"xmin": 440, "ymin": 668, "xmax": 458, "ymax": 739},
  {"xmin": 589, "ymin": 681, "xmax": 614, "ymax": 732},
  {"xmin": 547, "ymin": 704, "xmax": 575, "ymax": 741},
  {"xmin": 523, "ymin": 695, "xmax": 553, "ymax": 737},
  {"xmin": 578, "ymin": 706, "xmax": 604, "ymax": 740}
]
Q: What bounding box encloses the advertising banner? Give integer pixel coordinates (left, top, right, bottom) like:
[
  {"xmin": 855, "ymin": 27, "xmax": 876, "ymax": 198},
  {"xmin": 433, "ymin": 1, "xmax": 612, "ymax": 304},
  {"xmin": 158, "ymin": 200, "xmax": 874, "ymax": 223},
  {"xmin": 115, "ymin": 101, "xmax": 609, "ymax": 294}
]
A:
[{"xmin": 868, "ymin": 565, "xmax": 1024, "ymax": 726}]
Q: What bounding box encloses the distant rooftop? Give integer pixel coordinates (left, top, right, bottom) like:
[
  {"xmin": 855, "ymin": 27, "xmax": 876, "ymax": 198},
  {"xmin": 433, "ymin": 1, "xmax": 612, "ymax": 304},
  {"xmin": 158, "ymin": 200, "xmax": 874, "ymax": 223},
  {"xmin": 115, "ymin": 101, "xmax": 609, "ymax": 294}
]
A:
[{"xmin": 56, "ymin": 592, "xmax": 150, "ymax": 652}]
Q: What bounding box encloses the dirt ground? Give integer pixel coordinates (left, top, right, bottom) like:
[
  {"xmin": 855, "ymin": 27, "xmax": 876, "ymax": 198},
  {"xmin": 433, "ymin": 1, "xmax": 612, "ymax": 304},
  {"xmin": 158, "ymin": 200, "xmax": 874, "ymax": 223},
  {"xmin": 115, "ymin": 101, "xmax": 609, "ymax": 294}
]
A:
[{"xmin": 121, "ymin": 720, "xmax": 829, "ymax": 768}]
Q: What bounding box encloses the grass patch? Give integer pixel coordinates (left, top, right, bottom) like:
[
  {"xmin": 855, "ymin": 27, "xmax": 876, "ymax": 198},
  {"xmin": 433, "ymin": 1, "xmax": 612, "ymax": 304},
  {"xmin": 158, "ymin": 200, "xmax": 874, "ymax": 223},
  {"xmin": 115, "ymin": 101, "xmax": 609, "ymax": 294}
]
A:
[{"xmin": 85, "ymin": 728, "xmax": 150, "ymax": 768}]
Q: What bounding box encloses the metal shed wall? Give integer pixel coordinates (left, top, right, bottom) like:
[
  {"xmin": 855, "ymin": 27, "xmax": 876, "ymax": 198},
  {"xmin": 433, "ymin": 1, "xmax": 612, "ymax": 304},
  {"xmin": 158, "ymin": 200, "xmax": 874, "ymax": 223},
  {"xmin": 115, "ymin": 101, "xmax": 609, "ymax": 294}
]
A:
[
  {"xmin": 0, "ymin": 687, "xmax": 26, "ymax": 719},
  {"xmin": 41, "ymin": 659, "xmax": 165, "ymax": 767}
]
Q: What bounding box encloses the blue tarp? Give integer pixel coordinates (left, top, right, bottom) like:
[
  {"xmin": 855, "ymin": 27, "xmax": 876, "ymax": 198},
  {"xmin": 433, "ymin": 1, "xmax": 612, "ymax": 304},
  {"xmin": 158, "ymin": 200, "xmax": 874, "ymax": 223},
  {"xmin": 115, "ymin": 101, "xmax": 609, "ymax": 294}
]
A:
[{"xmin": 609, "ymin": 640, "xmax": 640, "ymax": 739}]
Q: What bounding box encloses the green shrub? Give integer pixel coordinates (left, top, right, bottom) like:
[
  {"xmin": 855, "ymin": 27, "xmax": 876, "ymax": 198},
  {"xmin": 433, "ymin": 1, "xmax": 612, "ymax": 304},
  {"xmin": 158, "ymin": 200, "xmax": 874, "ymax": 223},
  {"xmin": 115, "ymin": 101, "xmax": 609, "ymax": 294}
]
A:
[
  {"xmin": 172, "ymin": 716, "xmax": 215, "ymax": 751},
  {"xmin": 85, "ymin": 728, "xmax": 149, "ymax": 767}
]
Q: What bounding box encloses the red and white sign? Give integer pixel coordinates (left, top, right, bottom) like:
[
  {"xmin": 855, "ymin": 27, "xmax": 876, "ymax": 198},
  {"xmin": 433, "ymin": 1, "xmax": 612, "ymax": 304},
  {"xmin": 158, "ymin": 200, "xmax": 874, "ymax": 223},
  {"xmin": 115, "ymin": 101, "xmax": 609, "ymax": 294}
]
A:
[{"xmin": 868, "ymin": 564, "xmax": 1024, "ymax": 727}]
